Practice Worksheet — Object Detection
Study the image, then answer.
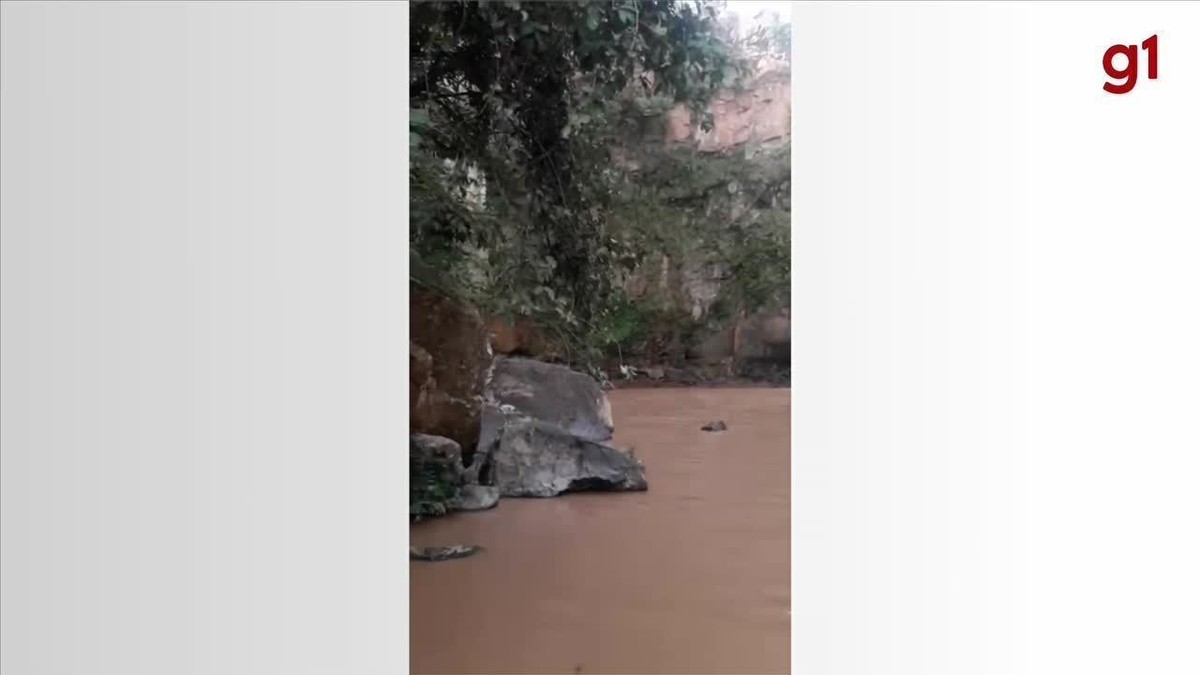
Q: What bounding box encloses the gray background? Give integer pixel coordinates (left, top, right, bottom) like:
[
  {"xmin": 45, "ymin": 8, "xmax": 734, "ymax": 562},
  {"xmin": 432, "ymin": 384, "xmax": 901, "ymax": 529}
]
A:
[{"xmin": 2, "ymin": 3, "xmax": 408, "ymax": 673}]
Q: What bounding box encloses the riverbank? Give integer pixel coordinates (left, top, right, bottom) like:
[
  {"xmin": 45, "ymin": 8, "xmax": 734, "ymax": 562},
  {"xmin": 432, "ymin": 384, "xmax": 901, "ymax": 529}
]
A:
[{"xmin": 594, "ymin": 355, "xmax": 790, "ymax": 389}]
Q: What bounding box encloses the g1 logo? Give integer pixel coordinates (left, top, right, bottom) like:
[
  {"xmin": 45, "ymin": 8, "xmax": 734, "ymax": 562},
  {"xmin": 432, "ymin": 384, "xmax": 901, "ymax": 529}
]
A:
[{"xmin": 1103, "ymin": 35, "xmax": 1158, "ymax": 94}]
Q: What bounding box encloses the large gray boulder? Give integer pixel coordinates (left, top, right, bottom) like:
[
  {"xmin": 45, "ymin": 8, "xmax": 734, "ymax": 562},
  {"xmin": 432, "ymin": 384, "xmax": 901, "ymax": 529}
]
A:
[
  {"xmin": 483, "ymin": 414, "xmax": 646, "ymax": 497},
  {"xmin": 470, "ymin": 357, "xmax": 647, "ymax": 498},
  {"xmin": 487, "ymin": 357, "xmax": 614, "ymax": 443}
]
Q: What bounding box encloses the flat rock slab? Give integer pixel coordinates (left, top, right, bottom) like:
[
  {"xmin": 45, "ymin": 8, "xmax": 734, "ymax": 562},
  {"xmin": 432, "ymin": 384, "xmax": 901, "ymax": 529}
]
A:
[{"xmin": 491, "ymin": 416, "xmax": 647, "ymax": 497}]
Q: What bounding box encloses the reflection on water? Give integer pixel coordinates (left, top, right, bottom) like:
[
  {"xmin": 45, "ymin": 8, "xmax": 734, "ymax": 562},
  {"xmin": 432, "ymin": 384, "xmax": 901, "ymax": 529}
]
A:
[{"xmin": 411, "ymin": 387, "xmax": 790, "ymax": 675}]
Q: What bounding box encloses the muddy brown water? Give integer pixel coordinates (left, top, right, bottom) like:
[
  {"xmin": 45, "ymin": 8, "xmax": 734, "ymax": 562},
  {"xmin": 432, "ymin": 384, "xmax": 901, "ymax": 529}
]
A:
[{"xmin": 410, "ymin": 387, "xmax": 791, "ymax": 675}]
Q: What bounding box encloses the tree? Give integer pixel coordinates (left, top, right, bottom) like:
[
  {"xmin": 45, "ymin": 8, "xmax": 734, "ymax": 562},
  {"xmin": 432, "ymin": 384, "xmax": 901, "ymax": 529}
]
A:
[{"xmin": 410, "ymin": 1, "xmax": 748, "ymax": 333}]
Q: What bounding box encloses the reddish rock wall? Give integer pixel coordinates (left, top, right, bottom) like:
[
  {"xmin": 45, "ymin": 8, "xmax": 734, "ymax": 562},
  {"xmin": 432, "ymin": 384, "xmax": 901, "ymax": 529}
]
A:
[{"xmin": 665, "ymin": 58, "xmax": 790, "ymax": 152}]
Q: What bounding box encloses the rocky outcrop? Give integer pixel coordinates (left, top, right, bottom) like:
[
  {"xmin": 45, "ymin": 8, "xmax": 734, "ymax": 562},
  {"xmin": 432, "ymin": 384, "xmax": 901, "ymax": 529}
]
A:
[
  {"xmin": 691, "ymin": 324, "xmax": 737, "ymax": 363},
  {"xmin": 735, "ymin": 309, "xmax": 790, "ymax": 361},
  {"xmin": 410, "ymin": 433, "xmax": 499, "ymax": 516},
  {"xmin": 410, "ymin": 433, "xmax": 466, "ymax": 518},
  {"xmin": 486, "ymin": 356, "xmax": 614, "ymax": 443},
  {"xmin": 487, "ymin": 316, "xmax": 548, "ymax": 357},
  {"xmin": 757, "ymin": 312, "xmax": 790, "ymax": 346},
  {"xmin": 475, "ymin": 357, "xmax": 647, "ymax": 498},
  {"xmin": 665, "ymin": 58, "xmax": 790, "ymax": 153},
  {"xmin": 654, "ymin": 59, "xmax": 791, "ymax": 367},
  {"xmin": 410, "ymin": 341, "xmax": 434, "ymax": 402},
  {"xmin": 485, "ymin": 414, "xmax": 647, "ymax": 498},
  {"xmin": 410, "ymin": 285, "xmax": 493, "ymax": 459},
  {"xmin": 690, "ymin": 308, "xmax": 790, "ymax": 364},
  {"xmin": 410, "ymin": 433, "xmax": 466, "ymax": 483}
]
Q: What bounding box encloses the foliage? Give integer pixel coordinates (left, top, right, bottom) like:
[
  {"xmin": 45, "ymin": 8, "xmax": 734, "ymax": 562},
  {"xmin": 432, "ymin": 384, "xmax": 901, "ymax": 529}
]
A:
[
  {"xmin": 410, "ymin": 1, "xmax": 789, "ymax": 370},
  {"xmin": 410, "ymin": 458, "xmax": 458, "ymax": 520},
  {"xmin": 410, "ymin": 1, "xmax": 747, "ymax": 343},
  {"xmin": 741, "ymin": 8, "xmax": 791, "ymax": 61},
  {"xmin": 609, "ymin": 141, "xmax": 791, "ymax": 332}
]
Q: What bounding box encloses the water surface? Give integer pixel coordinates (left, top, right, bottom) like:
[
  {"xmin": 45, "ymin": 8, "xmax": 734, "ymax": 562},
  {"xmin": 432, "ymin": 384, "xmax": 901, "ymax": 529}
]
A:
[{"xmin": 411, "ymin": 387, "xmax": 790, "ymax": 674}]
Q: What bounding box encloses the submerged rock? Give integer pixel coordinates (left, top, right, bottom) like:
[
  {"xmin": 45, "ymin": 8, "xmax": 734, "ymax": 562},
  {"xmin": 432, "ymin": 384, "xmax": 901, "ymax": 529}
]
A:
[
  {"xmin": 410, "ymin": 544, "xmax": 482, "ymax": 562},
  {"xmin": 488, "ymin": 415, "xmax": 647, "ymax": 498},
  {"xmin": 701, "ymin": 420, "xmax": 727, "ymax": 432}
]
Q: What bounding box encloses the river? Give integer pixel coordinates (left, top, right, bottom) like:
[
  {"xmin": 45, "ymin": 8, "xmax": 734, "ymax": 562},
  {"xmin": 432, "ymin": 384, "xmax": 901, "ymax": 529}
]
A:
[{"xmin": 410, "ymin": 387, "xmax": 791, "ymax": 674}]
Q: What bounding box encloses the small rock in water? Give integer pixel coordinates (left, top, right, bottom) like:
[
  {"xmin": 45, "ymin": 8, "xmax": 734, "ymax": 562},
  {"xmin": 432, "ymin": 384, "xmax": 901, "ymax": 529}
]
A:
[
  {"xmin": 410, "ymin": 544, "xmax": 483, "ymax": 562},
  {"xmin": 701, "ymin": 420, "xmax": 727, "ymax": 432}
]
